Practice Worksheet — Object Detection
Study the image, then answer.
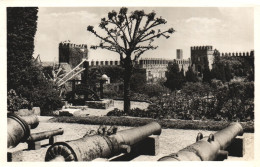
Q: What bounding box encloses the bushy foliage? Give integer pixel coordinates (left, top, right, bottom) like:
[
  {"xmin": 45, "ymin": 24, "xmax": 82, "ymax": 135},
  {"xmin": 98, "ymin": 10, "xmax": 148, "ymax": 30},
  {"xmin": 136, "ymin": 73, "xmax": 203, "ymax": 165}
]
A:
[
  {"xmin": 185, "ymin": 66, "xmax": 198, "ymax": 82},
  {"xmin": 130, "ymin": 72, "xmax": 147, "ymax": 92},
  {"xmin": 218, "ymin": 81, "xmax": 254, "ymax": 121},
  {"xmin": 142, "ymin": 82, "xmax": 170, "ymax": 97},
  {"xmin": 103, "ymin": 83, "xmax": 124, "ymax": 98},
  {"xmin": 182, "ymin": 82, "xmax": 211, "ymax": 97},
  {"xmin": 27, "ymin": 79, "xmax": 63, "ymax": 115},
  {"xmin": 107, "ymin": 107, "xmax": 164, "ymax": 119},
  {"xmin": 202, "ymin": 68, "xmax": 212, "ymax": 83},
  {"xmin": 129, "ymin": 92, "xmax": 150, "ymax": 102},
  {"xmin": 7, "ymin": 7, "xmax": 39, "ymax": 90},
  {"xmin": 211, "ymin": 54, "xmax": 254, "ymax": 83},
  {"xmin": 7, "ymin": 7, "xmax": 63, "ymax": 115},
  {"xmin": 107, "ymin": 81, "xmax": 254, "ymax": 122},
  {"xmin": 7, "ymin": 89, "xmax": 31, "ymax": 112},
  {"xmin": 211, "ymin": 62, "xmax": 227, "ymax": 82},
  {"xmin": 164, "ymin": 62, "xmax": 185, "ymax": 90}
]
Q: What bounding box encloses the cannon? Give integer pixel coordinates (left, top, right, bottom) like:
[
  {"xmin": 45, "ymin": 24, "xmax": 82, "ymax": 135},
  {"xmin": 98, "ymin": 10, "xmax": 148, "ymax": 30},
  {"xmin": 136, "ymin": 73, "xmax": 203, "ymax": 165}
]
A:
[
  {"xmin": 45, "ymin": 122, "xmax": 161, "ymax": 161},
  {"xmin": 27, "ymin": 128, "xmax": 64, "ymax": 150},
  {"xmin": 158, "ymin": 122, "xmax": 244, "ymax": 161},
  {"xmin": 7, "ymin": 113, "xmax": 39, "ymax": 148},
  {"xmin": 19, "ymin": 114, "xmax": 39, "ymax": 129}
]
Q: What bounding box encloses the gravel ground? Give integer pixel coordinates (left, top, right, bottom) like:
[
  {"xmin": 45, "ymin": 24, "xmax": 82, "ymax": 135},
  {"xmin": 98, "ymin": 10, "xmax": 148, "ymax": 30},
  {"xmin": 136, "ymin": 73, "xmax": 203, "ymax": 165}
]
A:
[{"xmin": 10, "ymin": 120, "xmax": 254, "ymax": 162}]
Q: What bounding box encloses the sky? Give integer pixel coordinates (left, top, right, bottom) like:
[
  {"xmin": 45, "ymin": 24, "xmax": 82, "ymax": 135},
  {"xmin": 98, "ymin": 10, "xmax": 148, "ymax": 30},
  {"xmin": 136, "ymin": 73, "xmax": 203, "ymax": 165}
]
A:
[{"xmin": 33, "ymin": 7, "xmax": 254, "ymax": 62}]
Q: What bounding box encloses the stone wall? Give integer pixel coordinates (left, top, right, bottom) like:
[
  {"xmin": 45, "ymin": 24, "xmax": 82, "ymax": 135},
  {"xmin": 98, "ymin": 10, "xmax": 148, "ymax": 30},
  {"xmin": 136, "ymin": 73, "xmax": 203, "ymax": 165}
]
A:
[
  {"xmin": 191, "ymin": 46, "xmax": 214, "ymax": 75},
  {"xmin": 191, "ymin": 46, "xmax": 254, "ymax": 75},
  {"xmin": 59, "ymin": 42, "xmax": 88, "ymax": 68}
]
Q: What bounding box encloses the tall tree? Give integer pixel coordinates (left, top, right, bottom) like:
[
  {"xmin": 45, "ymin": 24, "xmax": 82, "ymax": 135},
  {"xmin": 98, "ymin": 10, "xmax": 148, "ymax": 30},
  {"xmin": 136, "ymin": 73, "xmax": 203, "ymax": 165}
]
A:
[
  {"xmin": 87, "ymin": 7, "xmax": 174, "ymax": 112},
  {"xmin": 7, "ymin": 7, "xmax": 39, "ymax": 90},
  {"xmin": 202, "ymin": 67, "xmax": 212, "ymax": 83},
  {"xmin": 185, "ymin": 66, "xmax": 198, "ymax": 82},
  {"xmin": 164, "ymin": 62, "xmax": 184, "ymax": 91},
  {"xmin": 130, "ymin": 71, "xmax": 147, "ymax": 92},
  {"xmin": 180, "ymin": 65, "xmax": 185, "ymax": 78},
  {"xmin": 211, "ymin": 55, "xmax": 226, "ymax": 82},
  {"xmin": 224, "ymin": 63, "xmax": 232, "ymax": 82},
  {"xmin": 7, "ymin": 7, "xmax": 62, "ymax": 114}
]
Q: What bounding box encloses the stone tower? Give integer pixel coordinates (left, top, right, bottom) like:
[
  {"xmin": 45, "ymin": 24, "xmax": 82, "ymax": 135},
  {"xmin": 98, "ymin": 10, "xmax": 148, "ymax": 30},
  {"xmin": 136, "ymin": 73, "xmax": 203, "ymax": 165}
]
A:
[
  {"xmin": 190, "ymin": 46, "xmax": 214, "ymax": 75},
  {"xmin": 176, "ymin": 49, "xmax": 183, "ymax": 59},
  {"xmin": 59, "ymin": 42, "xmax": 88, "ymax": 68}
]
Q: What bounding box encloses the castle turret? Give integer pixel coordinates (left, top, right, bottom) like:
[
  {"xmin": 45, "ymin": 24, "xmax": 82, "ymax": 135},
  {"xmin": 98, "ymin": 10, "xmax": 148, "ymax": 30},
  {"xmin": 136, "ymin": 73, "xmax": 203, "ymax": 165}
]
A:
[
  {"xmin": 190, "ymin": 45, "xmax": 214, "ymax": 75},
  {"xmin": 176, "ymin": 49, "xmax": 183, "ymax": 59},
  {"xmin": 59, "ymin": 42, "xmax": 88, "ymax": 68}
]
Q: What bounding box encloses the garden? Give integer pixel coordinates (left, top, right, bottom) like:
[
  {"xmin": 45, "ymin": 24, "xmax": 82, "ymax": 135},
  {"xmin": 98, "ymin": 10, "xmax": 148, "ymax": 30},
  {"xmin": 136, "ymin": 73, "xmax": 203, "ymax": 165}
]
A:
[
  {"xmin": 7, "ymin": 7, "xmax": 254, "ymax": 132},
  {"xmin": 107, "ymin": 79, "xmax": 254, "ymax": 122}
]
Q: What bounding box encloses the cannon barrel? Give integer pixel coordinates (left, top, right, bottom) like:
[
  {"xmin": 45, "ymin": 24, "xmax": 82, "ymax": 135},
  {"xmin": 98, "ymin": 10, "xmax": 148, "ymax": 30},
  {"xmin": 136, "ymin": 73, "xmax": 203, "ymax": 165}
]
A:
[
  {"xmin": 7, "ymin": 113, "xmax": 39, "ymax": 148},
  {"xmin": 158, "ymin": 122, "xmax": 243, "ymax": 161},
  {"xmin": 27, "ymin": 128, "xmax": 64, "ymax": 142},
  {"xmin": 45, "ymin": 122, "xmax": 161, "ymax": 161},
  {"xmin": 19, "ymin": 114, "xmax": 39, "ymax": 129}
]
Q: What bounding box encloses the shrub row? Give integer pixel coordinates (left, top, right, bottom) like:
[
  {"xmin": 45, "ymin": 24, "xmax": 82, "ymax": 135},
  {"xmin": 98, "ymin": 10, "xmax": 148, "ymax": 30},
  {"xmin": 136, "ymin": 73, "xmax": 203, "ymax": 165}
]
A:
[{"xmin": 49, "ymin": 116, "xmax": 254, "ymax": 132}]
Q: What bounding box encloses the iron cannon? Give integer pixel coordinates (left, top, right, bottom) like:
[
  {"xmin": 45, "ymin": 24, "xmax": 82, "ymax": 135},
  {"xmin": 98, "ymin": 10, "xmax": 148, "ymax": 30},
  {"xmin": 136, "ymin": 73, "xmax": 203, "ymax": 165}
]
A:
[
  {"xmin": 45, "ymin": 122, "xmax": 161, "ymax": 161},
  {"xmin": 158, "ymin": 122, "xmax": 244, "ymax": 161},
  {"xmin": 27, "ymin": 128, "xmax": 64, "ymax": 142},
  {"xmin": 26, "ymin": 128, "xmax": 64, "ymax": 150},
  {"xmin": 18, "ymin": 114, "xmax": 39, "ymax": 129},
  {"xmin": 7, "ymin": 113, "xmax": 39, "ymax": 148}
]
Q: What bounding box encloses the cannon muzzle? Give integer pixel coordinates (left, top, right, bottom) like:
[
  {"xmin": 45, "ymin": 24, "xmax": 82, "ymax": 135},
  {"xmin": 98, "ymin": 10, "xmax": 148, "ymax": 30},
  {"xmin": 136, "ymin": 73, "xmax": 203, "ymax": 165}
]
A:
[
  {"xmin": 7, "ymin": 113, "xmax": 39, "ymax": 148},
  {"xmin": 45, "ymin": 122, "xmax": 161, "ymax": 161},
  {"xmin": 158, "ymin": 122, "xmax": 243, "ymax": 161},
  {"xmin": 27, "ymin": 128, "xmax": 64, "ymax": 142}
]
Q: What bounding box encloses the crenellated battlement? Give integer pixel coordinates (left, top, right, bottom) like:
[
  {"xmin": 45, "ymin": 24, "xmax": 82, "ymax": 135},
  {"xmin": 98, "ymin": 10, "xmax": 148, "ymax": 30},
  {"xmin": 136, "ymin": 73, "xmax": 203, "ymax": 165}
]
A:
[
  {"xmin": 139, "ymin": 58, "xmax": 173, "ymax": 65},
  {"xmin": 191, "ymin": 46, "xmax": 213, "ymax": 51},
  {"xmin": 88, "ymin": 60, "xmax": 121, "ymax": 66},
  {"xmin": 59, "ymin": 41, "xmax": 88, "ymax": 68},
  {"xmin": 59, "ymin": 42, "xmax": 88, "ymax": 49},
  {"xmin": 220, "ymin": 51, "xmax": 254, "ymax": 57},
  {"xmin": 173, "ymin": 58, "xmax": 191, "ymax": 65},
  {"xmin": 88, "ymin": 58, "xmax": 191, "ymax": 67}
]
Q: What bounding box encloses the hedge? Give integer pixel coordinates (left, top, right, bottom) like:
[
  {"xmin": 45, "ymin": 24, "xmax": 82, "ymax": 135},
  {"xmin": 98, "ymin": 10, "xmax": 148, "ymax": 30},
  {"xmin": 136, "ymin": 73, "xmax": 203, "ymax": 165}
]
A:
[{"xmin": 49, "ymin": 116, "xmax": 254, "ymax": 132}]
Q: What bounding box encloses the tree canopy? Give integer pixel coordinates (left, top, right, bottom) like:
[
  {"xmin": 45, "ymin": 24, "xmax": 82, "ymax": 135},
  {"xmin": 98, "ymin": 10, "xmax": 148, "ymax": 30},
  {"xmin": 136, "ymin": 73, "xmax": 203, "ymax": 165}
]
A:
[
  {"xmin": 164, "ymin": 62, "xmax": 185, "ymax": 91},
  {"xmin": 185, "ymin": 66, "xmax": 198, "ymax": 82},
  {"xmin": 87, "ymin": 7, "xmax": 174, "ymax": 65},
  {"xmin": 87, "ymin": 7, "xmax": 174, "ymax": 112}
]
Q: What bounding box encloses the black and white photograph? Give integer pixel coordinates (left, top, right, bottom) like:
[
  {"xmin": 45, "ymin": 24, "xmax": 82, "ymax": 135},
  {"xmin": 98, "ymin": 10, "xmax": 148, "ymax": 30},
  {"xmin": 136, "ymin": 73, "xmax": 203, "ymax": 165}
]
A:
[{"xmin": 2, "ymin": 0, "xmax": 259, "ymax": 165}]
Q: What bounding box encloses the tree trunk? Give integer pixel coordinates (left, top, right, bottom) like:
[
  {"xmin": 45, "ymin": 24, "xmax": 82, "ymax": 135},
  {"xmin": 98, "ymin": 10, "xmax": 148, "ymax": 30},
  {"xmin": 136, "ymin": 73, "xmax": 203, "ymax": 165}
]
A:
[{"xmin": 123, "ymin": 58, "xmax": 132, "ymax": 113}]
